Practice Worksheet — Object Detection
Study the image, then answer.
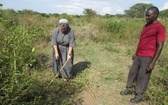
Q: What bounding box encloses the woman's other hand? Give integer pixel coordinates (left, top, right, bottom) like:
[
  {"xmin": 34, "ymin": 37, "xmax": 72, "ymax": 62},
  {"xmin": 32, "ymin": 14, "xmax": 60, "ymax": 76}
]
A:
[
  {"xmin": 67, "ymin": 54, "xmax": 71, "ymax": 60},
  {"xmin": 55, "ymin": 53, "xmax": 59, "ymax": 60}
]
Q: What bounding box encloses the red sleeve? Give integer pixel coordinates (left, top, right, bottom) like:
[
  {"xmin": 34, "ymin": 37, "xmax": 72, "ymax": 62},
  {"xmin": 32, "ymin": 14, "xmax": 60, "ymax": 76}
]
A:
[{"xmin": 157, "ymin": 24, "xmax": 166, "ymax": 42}]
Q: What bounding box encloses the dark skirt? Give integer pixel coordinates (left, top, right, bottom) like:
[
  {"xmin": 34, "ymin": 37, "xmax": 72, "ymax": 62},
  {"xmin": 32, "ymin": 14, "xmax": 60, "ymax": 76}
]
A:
[{"xmin": 52, "ymin": 45, "xmax": 74, "ymax": 78}]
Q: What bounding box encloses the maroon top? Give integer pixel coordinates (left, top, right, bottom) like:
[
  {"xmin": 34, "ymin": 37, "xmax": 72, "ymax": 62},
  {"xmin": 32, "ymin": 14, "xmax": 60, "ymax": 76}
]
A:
[{"xmin": 136, "ymin": 21, "xmax": 166, "ymax": 57}]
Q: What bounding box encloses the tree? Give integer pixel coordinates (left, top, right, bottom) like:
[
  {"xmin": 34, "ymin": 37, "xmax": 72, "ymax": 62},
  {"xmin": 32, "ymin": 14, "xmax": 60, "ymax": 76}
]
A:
[
  {"xmin": 0, "ymin": 3, "xmax": 3, "ymax": 17},
  {"xmin": 124, "ymin": 3, "xmax": 153, "ymax": 18},
  {"xmin": 0, "ymin": 3, "xmax": 3, "ymax": 12},
  {"xmin": 18, "ymin": 9, "xmax": 39, "ymax": 15},
  {"xmin": 83, "ymin": 8, "xmax": 97, "ymax": 17},
  {"xmin": 0, "ymin": 3, "xmax": 3, "ymax": 7}
]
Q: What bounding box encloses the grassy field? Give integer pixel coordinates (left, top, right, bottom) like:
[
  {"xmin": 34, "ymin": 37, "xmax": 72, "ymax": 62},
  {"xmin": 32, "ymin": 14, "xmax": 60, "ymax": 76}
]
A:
[
  {"xmin": 1, "ymin": 11, "xmax": 168, "ymax": 104},
  {"xmin": 32, "ymin": 38, "xmax": 151, "ymax": 105},
  {"xmin": 29, "ymin": 22, "xmax": 153, "ymax": 105},
  {"xmin": 35, "ymin": 19, "xmax": 168, "ymax": 105}
]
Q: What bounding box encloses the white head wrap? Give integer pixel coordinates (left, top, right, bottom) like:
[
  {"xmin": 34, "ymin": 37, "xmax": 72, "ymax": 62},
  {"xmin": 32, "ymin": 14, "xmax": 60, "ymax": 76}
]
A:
[{"xmin": 59, "ymin": 19, "xmax": 69, "ymax": 25}]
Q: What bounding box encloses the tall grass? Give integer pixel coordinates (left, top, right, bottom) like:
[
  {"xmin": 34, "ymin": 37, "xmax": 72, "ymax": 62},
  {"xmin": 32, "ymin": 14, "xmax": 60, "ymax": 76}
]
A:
[
  {"xmin": 0, "ymin": 10, "xmax": 49, "ymax": 104},
  {"xmin": 145, "ymin": 41, "xmax": 168, "ymax": 104},
  {"xmin": 0, "ymin": 10, "xmax": 86, "ymax": 105}
]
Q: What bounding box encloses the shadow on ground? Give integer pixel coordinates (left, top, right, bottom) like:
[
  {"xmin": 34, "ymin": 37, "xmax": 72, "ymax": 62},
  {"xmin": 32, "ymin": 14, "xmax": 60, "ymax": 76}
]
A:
[
  {"xmin": 35, "ymin": 53, "xmax": 51, "ymax": 68},
  {"xmin": 72, "ymin": 61, "xmax": 91, "ymax": 76},
  {"xmin": 33, "ymin": 61, "xmax": 91, "ymax": 105}
]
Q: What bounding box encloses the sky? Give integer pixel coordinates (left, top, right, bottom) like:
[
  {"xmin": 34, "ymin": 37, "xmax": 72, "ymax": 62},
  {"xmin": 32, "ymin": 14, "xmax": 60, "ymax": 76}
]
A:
[{"xmin": 1, "ymin": 0, "xmax": 168, "ymax": 15}]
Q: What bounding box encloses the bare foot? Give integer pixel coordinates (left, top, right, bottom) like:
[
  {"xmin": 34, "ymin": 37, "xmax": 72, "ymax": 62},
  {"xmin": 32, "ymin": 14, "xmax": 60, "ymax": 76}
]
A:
[{"xmin": 63, "ymin": 79, "xmax": 68, "ymax": 82}]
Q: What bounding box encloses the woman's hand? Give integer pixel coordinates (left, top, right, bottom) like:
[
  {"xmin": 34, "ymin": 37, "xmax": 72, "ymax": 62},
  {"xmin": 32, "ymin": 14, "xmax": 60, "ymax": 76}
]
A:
[
  {"xmin": 55, "ymin": 53, "xmax": 59, "ymax": 60},
  {"xmin": 67, "ymin": 54, "xmax": 71, "ymax": 60},
  {"xmin": 53, "ymin": 45, "xmax": 59, "ymax": 60},
  {"xmin": 68, "ymin": 47, "xmax": 73, "ymax": 60}
]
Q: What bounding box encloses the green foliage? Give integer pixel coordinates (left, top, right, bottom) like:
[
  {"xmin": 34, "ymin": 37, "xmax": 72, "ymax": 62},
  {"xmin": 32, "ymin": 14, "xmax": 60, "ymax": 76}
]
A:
[
  {"xmin": 160, "ymin": 9, "xmax": 168, "ymax": 18},
  {"xmin": 0, "ymin": 8, "xmax": 87, "ymax": 105},
  {"xmin": 0, "ymin": 3, "xmax": 3, "ymax": 7},
  {"xmin": 83, "ymin": 8, "xmax": 97, "ymax": 17},
  {"xmin": 124, "ymin": 3, "xmax": 153, "ymax": 18},
  {"xmin": 96, "ymin": 18, "xmax": 144, "ymax": 43},
  {"xmin": 1, "ymin": 9, "xmax": 17, "ymax": 18},
  {"xmin": 145, "ymin": 45, "xmax": 168, "ymax": 104},
  {"xmin": 96, "ymin": 18, "xmax": 124, "ymax": 42},
  {"xmin": 18, "ymin": 9, "xmax": 39, "ymax": 15},
  {"xmin": 0, "ymin": 72, "xmax": 43, "ymax": 104},
  {"xmin": 146, "ymin": 69, "xmax": 168, "ymax": 105},
  {"xmin": 83, "ymin": 8, "xmax": 98, "ymax": 22},
  {"xmin": 106, "ymin": 20, "xmax": 123, "ymax": 34},
  {"xmin": 0, "ymin": 9, "xmax": 48, "ymax": 104},
  {"xmin": 59, "ymin": 13, "xmax": 70, "ymax": 19}
]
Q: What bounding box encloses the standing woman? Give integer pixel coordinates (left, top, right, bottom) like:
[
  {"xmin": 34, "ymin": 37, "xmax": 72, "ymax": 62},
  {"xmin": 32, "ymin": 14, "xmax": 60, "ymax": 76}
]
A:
[{"xmin": 51, "ymin": 19, "xmax": 76, "ymax": 81}]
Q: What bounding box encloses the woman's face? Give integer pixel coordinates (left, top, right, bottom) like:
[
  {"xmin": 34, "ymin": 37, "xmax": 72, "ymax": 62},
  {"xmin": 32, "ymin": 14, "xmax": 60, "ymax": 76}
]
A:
[{"xmin": 59, "ymin": 24, "xmax": 68, "ymax": 33}]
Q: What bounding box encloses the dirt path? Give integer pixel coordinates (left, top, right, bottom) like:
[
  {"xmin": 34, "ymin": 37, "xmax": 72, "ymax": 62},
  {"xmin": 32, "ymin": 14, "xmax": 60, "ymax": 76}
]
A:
[{"xmin": 74, "ymin": 40, "xmax": 149, "ymax": 105}]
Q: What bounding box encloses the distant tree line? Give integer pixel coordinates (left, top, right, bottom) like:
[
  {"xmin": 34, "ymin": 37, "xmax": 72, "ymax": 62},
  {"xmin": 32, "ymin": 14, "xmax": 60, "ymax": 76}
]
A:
[{"xmin": 0, "ymin": 3, "xmax": 168, "ymax": 19}]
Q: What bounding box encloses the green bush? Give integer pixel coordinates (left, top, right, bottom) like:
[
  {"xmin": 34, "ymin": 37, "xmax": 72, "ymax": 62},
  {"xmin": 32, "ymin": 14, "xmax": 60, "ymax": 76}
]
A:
[
  {"xmin": 0, "ymin": 10, "xmax": 45, "ymax": 105},
  {"xmin": 106, "ymin": 20, "xmax": 122, "ymax": 33}
]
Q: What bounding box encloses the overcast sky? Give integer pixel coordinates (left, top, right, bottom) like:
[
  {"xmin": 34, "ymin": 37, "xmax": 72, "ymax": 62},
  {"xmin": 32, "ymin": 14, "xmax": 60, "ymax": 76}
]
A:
[{"xmin": 1, "ymin": 0, "xmax": 168, "ymax": 15}]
